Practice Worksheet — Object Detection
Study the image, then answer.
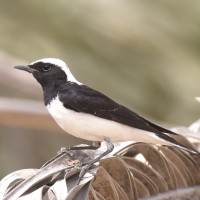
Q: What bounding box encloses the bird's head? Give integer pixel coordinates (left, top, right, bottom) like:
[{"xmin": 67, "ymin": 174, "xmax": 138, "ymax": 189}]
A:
[{"xmin": 14, "ymin": 58, "xmax": 81, "ymax": 87}]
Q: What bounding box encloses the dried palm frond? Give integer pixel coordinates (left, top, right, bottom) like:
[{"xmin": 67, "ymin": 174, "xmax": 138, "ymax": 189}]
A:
[{"xmin": 0, "ymin": 131, "xmax": 200, "ymax": 200}]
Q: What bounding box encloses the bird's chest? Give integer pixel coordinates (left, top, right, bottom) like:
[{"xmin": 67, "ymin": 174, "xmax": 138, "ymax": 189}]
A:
[
  {"xmin": 46, "ymin": 97, "xmax": 75, "ymax": 130},
  {"xmin": 46, "ymin": 96, "xmax": 96, "ymax": 140},
  {"xmin": 46, "ymin": 96, "xmax": 110, "ymax": 141}
]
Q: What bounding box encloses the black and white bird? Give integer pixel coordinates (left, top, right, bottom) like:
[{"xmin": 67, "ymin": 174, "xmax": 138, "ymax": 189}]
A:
[{"xmin": 14, "ymin": 58, "xmax": 197, "ymax": 154}]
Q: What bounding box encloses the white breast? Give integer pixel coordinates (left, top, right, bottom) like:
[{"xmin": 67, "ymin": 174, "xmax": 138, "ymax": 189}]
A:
[{"xmin": 46, "ymin": 96, "xmax": 171, "ymax": 145}]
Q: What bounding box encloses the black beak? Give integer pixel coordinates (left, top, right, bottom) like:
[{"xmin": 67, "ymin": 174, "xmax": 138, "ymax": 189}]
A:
[{"xmin": 14, "ymin": 65, "xmax": 36, "ymax": 73}]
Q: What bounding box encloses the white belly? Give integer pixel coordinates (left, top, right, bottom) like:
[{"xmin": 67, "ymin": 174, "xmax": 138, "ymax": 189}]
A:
[{"xmin": 46, "ymin": 96, "xmax": 170, "ymax": 145}]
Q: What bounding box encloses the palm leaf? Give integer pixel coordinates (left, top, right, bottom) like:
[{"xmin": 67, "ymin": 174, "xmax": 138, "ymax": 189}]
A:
[{"xmin": 0, "ymin": 138, "xmax": 200, "ymax": 200}]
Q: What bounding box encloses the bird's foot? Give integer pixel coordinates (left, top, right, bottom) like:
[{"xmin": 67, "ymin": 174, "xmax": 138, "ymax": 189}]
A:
[
  {"xmin": 76, "ymin": 163, "xmax": 97, "ymax": 185},
  {"xmin": 58, "ymin": 147, "xmax": 75, "ymax": 159},
  {"xmin": 77, "ymin": 137, "xmax": 114, "ymax": 185}
]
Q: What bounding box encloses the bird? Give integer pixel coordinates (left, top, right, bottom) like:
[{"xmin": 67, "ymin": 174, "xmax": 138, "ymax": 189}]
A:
[{"xmin": 14, "ymin": 58, "xmax": 198, "ymax": 154}]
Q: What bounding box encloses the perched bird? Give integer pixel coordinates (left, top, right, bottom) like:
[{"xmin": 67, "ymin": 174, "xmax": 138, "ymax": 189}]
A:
[{"xmin": 14, "ymin": 58, "xmax": 197, "ymax": 154}]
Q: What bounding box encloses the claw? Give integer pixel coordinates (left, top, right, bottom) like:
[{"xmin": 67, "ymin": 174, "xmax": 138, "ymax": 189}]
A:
[
  {"xmin": 77, "ymin": 137, "xmax": 114, "ymax": 185},
  {"xmin": 58, "ymin": 147, "xmax": 75, "ymax": 159},
  {"xmin": 77, "ymin": 164, "xmax": 96, "ymax": 185}
]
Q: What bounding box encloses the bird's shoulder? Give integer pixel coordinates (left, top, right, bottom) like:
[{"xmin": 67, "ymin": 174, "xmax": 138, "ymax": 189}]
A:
[{"xmin": 58, "ymin": 83, "xmax": 118, "ymax": 110}]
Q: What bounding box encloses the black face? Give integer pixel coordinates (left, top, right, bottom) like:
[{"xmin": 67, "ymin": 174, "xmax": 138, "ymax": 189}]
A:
[{"xmin": 15, "ymin": 62, "xmax": 67, "ymax": 88}]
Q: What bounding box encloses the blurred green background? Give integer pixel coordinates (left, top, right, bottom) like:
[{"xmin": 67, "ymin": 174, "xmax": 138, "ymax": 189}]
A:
[{"xmin": 1, "ymin": 0, "xmax": 200, "ymax": 178}]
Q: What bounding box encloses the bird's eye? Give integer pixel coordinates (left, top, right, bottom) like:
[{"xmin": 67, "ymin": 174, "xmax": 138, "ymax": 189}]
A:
[{"xmin": 42, "ymin": 65, "xmax": 51, "ymax": 72}]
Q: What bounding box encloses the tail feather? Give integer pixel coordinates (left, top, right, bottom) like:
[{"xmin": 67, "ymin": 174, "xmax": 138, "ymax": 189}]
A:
[
  {"xmin": 155, "ymin": 131, "xmax": 198, "ymax": 154},
  {"xmin": 142, "ymin": 117, "xmax": 199, "ymax": 154},
  {"xmin": 169, "ymin": 134, "xmax": 197, "ymax": 153}
]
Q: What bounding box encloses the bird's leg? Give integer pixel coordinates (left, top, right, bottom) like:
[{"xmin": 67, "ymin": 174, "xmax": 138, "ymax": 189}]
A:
[
  {"xmin": 57, "ymin": 141, "xmax": 101, "ymax": 160},
  {"xmin": 58, "ymin": 141, "xmax": 101, "ymax": 153},
  {"xmin": 77, "ymin": 137, "xmax": 114, "ymax": 185}
]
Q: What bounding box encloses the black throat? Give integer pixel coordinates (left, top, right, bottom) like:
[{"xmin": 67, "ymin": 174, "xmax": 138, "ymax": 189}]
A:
[{"xmin": 42, "ymin": 79, "xmax": 68, "ymax": 106}]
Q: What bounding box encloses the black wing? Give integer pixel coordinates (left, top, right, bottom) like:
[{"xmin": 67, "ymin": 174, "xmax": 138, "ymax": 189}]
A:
[{"xmin": 59, "ymin": 84, "xmax": 174, "ymax": 135}]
